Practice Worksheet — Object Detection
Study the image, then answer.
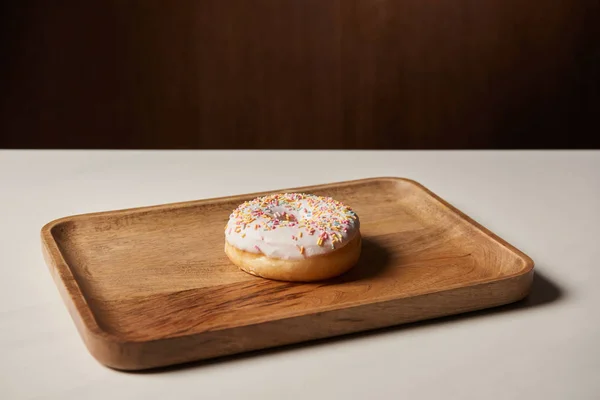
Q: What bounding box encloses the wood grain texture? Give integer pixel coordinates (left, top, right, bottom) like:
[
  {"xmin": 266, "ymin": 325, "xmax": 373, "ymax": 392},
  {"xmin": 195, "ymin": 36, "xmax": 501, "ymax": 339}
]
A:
[
  {"xmin": 41, "ymin": 178, "xmax": 534, "ymax": 370},
  {"xmin": 2, "ymin": 1, "xmax": 599, "ymax": 149}
]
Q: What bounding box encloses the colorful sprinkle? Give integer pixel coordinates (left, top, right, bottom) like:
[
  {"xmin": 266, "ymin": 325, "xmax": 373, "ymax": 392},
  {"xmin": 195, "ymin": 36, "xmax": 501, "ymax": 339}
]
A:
[{"xmin": 225, "ymin": 193, "xmax": 359, "ymax": 250}]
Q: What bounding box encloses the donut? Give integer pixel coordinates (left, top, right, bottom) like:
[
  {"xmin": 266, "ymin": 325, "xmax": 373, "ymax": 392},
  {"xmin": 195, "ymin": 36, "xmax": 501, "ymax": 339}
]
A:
[{"xmin": 224, "ymin": 193, "xmax": 361, "ymax": 282}]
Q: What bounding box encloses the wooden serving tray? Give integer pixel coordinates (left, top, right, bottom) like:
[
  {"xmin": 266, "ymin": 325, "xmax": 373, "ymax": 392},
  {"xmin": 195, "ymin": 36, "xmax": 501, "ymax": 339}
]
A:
[{"xmin": 41, "ymin": 177, "xmax": 534, "ymax": 371}]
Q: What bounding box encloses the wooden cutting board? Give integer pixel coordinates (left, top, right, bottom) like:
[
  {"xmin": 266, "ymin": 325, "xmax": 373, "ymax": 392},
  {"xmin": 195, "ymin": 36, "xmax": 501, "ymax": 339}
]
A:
[{"xmin": 41, "ymin": 177, "xmax": 534, "ymax": 370}]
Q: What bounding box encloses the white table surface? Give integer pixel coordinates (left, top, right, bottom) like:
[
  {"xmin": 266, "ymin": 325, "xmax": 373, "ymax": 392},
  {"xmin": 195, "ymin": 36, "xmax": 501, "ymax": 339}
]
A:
[{"xmin": 1, "ymin": 150, "xmax": 599, "ymax": 400}]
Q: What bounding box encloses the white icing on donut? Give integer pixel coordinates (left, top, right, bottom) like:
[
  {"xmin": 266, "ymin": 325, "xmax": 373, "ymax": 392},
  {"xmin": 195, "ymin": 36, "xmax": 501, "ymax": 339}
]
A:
[{"xmin": 225, "ymin": 193, "xmax": 360, "ymax": 260}]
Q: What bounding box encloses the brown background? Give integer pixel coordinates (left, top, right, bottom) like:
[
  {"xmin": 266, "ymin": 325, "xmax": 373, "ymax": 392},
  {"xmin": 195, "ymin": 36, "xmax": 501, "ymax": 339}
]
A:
[{"xmin": 1, "ymin": 1, "xmax": 599, "ymax": 149}]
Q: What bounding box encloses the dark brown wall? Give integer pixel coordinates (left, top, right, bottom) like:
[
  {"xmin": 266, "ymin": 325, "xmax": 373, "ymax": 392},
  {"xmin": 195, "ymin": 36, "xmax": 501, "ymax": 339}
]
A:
[{"xmin": 2, "ymin": 1, "xmax": 599, "ymax": 149}]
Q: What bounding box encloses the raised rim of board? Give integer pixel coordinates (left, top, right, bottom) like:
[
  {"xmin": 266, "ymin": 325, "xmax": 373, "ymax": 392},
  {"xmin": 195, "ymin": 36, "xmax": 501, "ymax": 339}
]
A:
[{"xmin": 41, "ymin": 177, "xmax": 535, "ymax": 346}]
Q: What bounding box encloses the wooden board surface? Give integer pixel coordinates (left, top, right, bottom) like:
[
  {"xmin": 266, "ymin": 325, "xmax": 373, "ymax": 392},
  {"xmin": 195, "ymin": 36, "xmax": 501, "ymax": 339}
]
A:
[
  {"xmin": 4, "ymin": 1, "xmax": 599, "ymax": 150},
  {"xmin": 41, "ymin": 177, "xmax": 534, "ymax": 370}
]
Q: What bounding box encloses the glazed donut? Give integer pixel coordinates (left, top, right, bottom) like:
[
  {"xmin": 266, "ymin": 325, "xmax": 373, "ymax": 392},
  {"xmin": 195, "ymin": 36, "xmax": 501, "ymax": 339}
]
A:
[{"xmin": 224, "ymin": 193, "xmax": 361, "ymax": 282}]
